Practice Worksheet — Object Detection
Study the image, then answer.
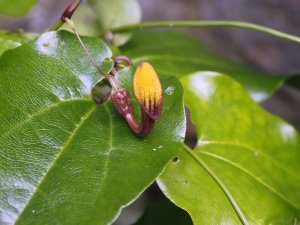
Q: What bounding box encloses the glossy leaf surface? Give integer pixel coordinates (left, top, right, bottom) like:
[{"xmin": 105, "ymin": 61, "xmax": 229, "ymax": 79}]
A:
[
  {"xmin": 158, "ymin": 72, "xmax": 300, "ymax": 225},
  {"xmin": 133, "ymin": 199, "xmax": 193, "ymax": 225},
  {"xmin": 121, "ymin": 31, "xmax": 285, "ymax": 102},
  {"xmin": 0, "ymin": 32, "xmax": 22, "ymax": 56},
  {"xmin": 0, "ymin": 31, "xmax": 185, "ymax": 225},
  {"xmin": 0, "ymin": 0, "xmax": 37, "ymax": 16}
]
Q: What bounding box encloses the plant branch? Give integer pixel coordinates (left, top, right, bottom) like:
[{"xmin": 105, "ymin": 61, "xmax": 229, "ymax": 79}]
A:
[
  {"xmin": 48, "ymin": 0, "xmax": 82, "ymax": 31},
  {"xmin": 111, "ymin": 20, "xmax": 300, "ymax": 44}
]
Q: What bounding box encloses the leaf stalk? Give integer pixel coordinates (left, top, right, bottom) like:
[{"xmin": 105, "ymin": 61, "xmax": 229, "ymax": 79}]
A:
[{"xmin": 111, "ymin": 20, "xmax": 300, "ymax": 44}]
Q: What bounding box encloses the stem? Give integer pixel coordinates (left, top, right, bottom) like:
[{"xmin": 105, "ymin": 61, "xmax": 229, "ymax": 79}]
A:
[
  {"xmin": 125, "ymin": 110, "xmax": 155, "ymax": 137},
  {"xmin": 111, "ymin": 20, "xmax": 300, "ymax": 44},
  {"xmin": 74, "ymin": 29, "xmax": 120, "ymax": 90},
  {"xmin": 73, "ymin": 28, "xmax": 106, "ymax": 77},
  {"xmin": 48, "ymin": 0, "xmax": 82, "ymax": 31},
  {"xmin": 49, "ymin": 20, "xmax": 64, "ymax": 31},
  {"xmin": 64, "ymin": 18, "xmax": 120, "ymax": 91},
  {"xmin": 111, "ymin": 89, "xmax": 155, "ymax": 137}
]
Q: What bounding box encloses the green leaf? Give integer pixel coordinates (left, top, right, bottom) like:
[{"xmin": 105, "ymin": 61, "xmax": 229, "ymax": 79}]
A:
[
  {"xmin": 0, "ymin": 0, "xmax": 37, "ymax": 16},
  {"xmin": 133, "ymin": 199, "xmax": 193, "ymax": 225},
  {"xmin": 0, "ymin": 30, "xmax": 185, "ymax": 225},
  {"xmin": 60, "ymin": 5, "xmax": 101, "ymax": 37},
  {"xmin": 0, "ymin": 32, "xmax": 22, "ymax": 56},
  {"xmin": 120, "ymin": 31, "xmax": 285, "ymax": 102},
  {"xmin": 158, "ymin": 72, "xmax": 300, "ymax": 225},
  {"xmin": 89, "ymin": 0, "xmax": 142, "ymax": 46}
]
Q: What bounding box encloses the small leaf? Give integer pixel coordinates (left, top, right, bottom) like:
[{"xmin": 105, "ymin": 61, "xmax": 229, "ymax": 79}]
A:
[
  {"xmin": 133, "ymin": 199, "xmax": 193, "ymax": 225},
  {"xmin": 121, "ymin": 31, "xmax": 286, "ymax": 102},
  {"xmin": 89, "ymin": 0, "xmax": 142, "ymax": 46},
  {"xmin": 0, "ymin": 31, "xmax": 186, "ymax": 225},
  {"xmin": 0, "ymin": 0, "xmax": 37, "ymax": 16},
  {"xmin": 158, "ymin": 72, "xmax": 300, "ymax": 225}
]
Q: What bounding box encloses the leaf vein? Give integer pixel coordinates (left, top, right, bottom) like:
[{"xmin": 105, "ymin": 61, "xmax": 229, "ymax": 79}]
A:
[
  {"xmin": 0, "ymin": 98, "xmax": 91, "ymax": 142},
  {"xmin": 183, "ymin": 145, "xmax": 249, "ymax": 225},
  {"xmin": 198, "ymin": 141, "xmax": 300, "ymax": 181},
  {"xmin": 200, "ymin": 151, "xmax": 300, "ymax": 211},
  {"xmin": 15, "ymin": 104, "xmax": 97, "ymax": 224}
]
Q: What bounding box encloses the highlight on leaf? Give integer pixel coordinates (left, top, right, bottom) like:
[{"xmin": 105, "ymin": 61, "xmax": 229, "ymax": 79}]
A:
[{"xmin": 133, "ymin": 62, "xmax": 163, "ymax": 120}]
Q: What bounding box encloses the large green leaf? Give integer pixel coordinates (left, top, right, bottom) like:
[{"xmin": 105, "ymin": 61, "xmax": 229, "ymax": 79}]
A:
[
  {"xmin": 0, "ymin": 0, "xmax": 37, "ymax": 16},
  {"xmin": 0, "ymin": 32, "xmax": 22, "ymax": 56},
  {"xmin": 0, "ymin": 30, "xmax": 185, "ymax": 225},
  {"xmin": 158, "ymin": 72, "xmax": 300, "ymax": 224},
  {"xmin": 120, "ymin": 31, "xmax": 285, "ymax": 102}
]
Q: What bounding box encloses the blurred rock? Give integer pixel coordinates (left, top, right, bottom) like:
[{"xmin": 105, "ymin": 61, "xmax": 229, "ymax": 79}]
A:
[{"xmin": 141, "ymin": 0, "xmax": 300, "ymax": 75}]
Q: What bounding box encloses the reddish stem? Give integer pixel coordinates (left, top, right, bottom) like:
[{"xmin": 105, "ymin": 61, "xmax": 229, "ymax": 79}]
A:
[
  {"xmin": 61, "ymin": 0, "xmax": 82, "ymax": 20},
  {"xmin": 111, "ymin": 89, "xmax": 155, "ymax": 137}
]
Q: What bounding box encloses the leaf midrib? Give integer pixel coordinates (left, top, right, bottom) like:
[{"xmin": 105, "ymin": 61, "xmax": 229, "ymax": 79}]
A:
[
  {"xmin": 0, "ymin": 98, "xmax": 91, "ymax": 142},
  {"xmin": 200, "ymin": 150, "xmax": 300, "ymax": 211},
  {"xmin": 92, "ymin": 104, "xmax": 113, "ymax": 204},
  {"xmin": 197, "ymin": 141, "xmax": 300, "ymax": 181},
  {"xmin": 15, "ymin": 104, "xmax": 97, "ymax": 224},
  {"xmin": 183, "ymin": 145, "xmax": 249, "ymax": 225}
]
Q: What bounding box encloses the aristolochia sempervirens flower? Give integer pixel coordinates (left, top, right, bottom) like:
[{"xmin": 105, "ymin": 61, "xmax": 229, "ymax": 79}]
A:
[
  {"xmin": 133, "ymin": 62, "xmax": 163, "ymax": 120},
  {"xmin": 111, "ymin": 62, "xmax": 163, "ymax": 137},
  {"xmin": 64, "ymin": 17, "xmax": 163, "ymax": 137}
]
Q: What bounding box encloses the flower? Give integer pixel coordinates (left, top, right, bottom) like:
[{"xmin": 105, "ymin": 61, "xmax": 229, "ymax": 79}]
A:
[{"xmin": 133, "ymin": 62, "xmax": 163, "ymax": 120}]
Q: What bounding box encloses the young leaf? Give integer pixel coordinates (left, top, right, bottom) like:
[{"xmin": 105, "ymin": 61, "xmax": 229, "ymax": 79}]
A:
[
  {"xmin": 0, "ymin": 31, "xmax": 185, "ymax": 225},
  {"xmin": 158, "ymin": 72, "xmax": 300, "ymax": 225},
  {"xmin": 0, "ymin": 0, "xmax": 37, "ymax": 16},
  {"xmin": 120, "ymin": 31, "xmax": 286, "ymax": 102},
  {"xmin": 89, "ymin": 0, "xmax": 142, "ymax": 46}
]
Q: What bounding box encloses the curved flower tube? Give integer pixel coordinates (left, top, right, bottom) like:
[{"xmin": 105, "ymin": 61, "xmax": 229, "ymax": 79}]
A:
[{"xmin": 111, "ymin": 62, "xmax": 163, "ymax": 137}]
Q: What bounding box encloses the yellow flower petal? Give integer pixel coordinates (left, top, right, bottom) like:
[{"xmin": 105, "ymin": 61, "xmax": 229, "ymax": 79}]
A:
[{"xmin": 133, "ymin": 62, "xmax": 163, "ymax": 120}]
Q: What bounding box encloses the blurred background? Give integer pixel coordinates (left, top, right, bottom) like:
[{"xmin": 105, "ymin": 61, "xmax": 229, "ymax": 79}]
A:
[{"xmin": 1, "ymin": 0, "xmax": 299, "ymax": 224}]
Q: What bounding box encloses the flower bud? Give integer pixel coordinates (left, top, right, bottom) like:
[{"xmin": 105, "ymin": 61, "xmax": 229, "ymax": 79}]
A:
[
  {"xmin": 133, "ymin": 62, "xmax": 163, "ymax": 120},
  {"xmin": 110, "ymin": 89, "xmax": 133, "ymax": 117}
]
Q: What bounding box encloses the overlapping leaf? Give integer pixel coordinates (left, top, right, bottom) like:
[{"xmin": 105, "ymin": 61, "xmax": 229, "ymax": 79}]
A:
[
  {"xmin": 158, "ymin": 71, "xmax": 300, "ymax": 225},
  {"xmin": 120, "ymin": 31, "xmax": 286, "ymax": 102},
  {"xmin": 0, "ymin": 30, "xmax": 185, "ymax": 225}
]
